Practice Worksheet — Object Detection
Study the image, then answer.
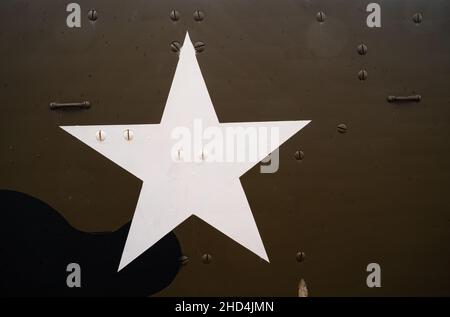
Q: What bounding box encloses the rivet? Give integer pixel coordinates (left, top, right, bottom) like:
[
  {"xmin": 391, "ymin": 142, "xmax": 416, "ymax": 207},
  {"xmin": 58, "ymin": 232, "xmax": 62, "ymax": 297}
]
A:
[
  {"xmin": 337, "ymin": 123, "xmax": 348, "ymax": 134},
  {"xmin": 294, "ymin": 150, "xmax": 305, "ymax": 161},
  {"xmin": 413, "ymin": 13, "xmax": 423, "ymax": 24},
  {"xmin": 96, "ymin": 130, "xmax": 106, "ymax": 141},
  {"xmin": 123, "ymin": 129, "xmax": 134, "ymax": 141},
  {"xmin": 170, "ymin": 10, "xmax": 180, "ymax": 22},
  {"xmin": 316, "ymin": 11, "xmax": 326, "ymax": 23},
  {"xmin": 194, "ymin": 41, "xmax": 205, "ymax": 53},
  {"xmin": 193, "ymin": 10, "xmax": 205, "ymax": 22},
  {"xmin": 357, "ymin": 43, "xmax": 368, "ymax": 55},
  {"xmin": 296, "ymin": 251, "xmax": 306, "ymax": 262},
  {"xmin": 202, "ymin": 253, "xmax": 212, "ymax": 264},
  {"xmin": 358, "ymin": 69, "xmax": 368, "ymax": 81},
  {"xmin": 171, "ymin": 41, "xmax": 181, "ymax": 53},
  {"xmin": 179, "ymin": 255, "xmax": 189, "ymax": 265},
  {"xmin": 88, "ymin": 9, "xmax": 98, "ymax": 21}
]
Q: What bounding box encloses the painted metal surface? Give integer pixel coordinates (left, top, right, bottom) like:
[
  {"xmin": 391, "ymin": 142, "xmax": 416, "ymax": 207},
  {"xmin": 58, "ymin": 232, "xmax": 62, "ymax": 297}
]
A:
[{"xmin": 0, "ymin": 0, "xmax": 449, "ymax": 296}]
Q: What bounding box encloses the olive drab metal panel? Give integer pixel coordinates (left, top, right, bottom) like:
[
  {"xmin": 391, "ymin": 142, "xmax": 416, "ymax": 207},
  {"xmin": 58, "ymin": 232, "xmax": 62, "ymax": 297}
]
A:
[{"xmin": 0, "ymin": 0, "xmax": 449, "ymax": 296}]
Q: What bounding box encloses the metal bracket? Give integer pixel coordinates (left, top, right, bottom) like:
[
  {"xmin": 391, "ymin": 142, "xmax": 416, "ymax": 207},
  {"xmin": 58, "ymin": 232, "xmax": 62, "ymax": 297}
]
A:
[
  {"xmin": 387, "ymin": 95, "xmax": 421, "ymax": 103},
  {"xmin": 50, "ymin": 101, "xmax": 91, "ymax": 110}
]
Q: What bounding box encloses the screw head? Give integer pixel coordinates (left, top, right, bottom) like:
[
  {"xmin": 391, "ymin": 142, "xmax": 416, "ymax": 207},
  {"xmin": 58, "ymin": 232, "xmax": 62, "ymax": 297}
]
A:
[
  {"xmin": 179, "ymin": 255, "xmax": 189, "ymax": 265},
  {"xmin": 194, "ymin": 10, "xmax": 205, "ymax": 22},
  {"xmin": 296, "ymin": 251, "xmax": 306, "ymax": 262},
  {"xmin": 170, "ymin": 41, "xmax": 181, "ymax": 53},
  {"xmin": 88, "ymin": 9, "xmax": 98, "ymax": 21},
  {"xmin": 170, "ymin": 10, "xmax": 180, "ymax": 22},
  {"xmin": 294, "ymin": 150, "xmax": 305, "ymax": 161},
  {"xmin": 413, "ymin": 13, "xmax": 423, "ymax": 24},
  {"xmin": 96, "ymin": 130, "xmax": 106, "ymax": 141},
  {"xmin": 194, "ymin": 41, "xmax": 205, "ymax": 53},
  {"xmin": 358, "ymin": 69, "xmax": 368, "ymax": 81},
  {"xmin": 202, "ymin": 253, "xmax": 212, "ymax": 264},
  {"xmin": 337, "ymin": 123, "xmax": 348, "ymax": 134},
  {"xmin": 316, "ymin": 11, "xmax": 326, "ymax": 23},
  {"xmin": 357, "ymin": 43, "xmax": 368, "ymax": 55},
  {"xmin": 123, "ymin": 129, "xmax": 134, "ymax": 141}
]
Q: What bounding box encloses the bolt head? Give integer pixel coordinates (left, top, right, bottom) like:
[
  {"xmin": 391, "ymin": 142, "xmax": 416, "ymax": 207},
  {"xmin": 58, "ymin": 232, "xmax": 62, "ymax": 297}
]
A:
[
  {"xmin": 337, "ymin": 123, "xmax": 348, "ymax": 134},
  {"xmin": 316, "ymin": 11, "xmax": 326, "ymax": 23},
  {"xmin": 413, "ymin": 13, "xmax": 423, "ymax": 24},
  {"xmin": 170, "ymin": 10, "xmax": 180, "ymax": 21},
  {"xmin": 96, "ymin": 130, "xmax": 106, "ymax": 141},
  {"xmin": 194, "ymin": 41, "xmax": 205, "ymax": 53},
  {"xmin": 179, "ymin": 255, "xmax": 189, "ymax": 265},
  {"xmin": 202, "ymin": 253, "xmax": 212, "ymax": 264},
  {"xmin": 171, "ymin": 41, "xmax": 181, "ymax": 53},
  {"xmin": 194, "ymin": 10, "xmax": 205, "ymax": 22},
  {"xmin": 88, "ymin": 9, "xmax": 98, "ymax": 21},
  {"xmin": 294, "ymin": 150, "xmax": 305, "ymax": 161},
  {"xmin": 357, "ymin": 44, "xmax": 368, "ymax": 55},
  {"xmin": 296, "ymin": 251, "xmax": 306, "ymax": 262},
  {"xmin": 358, "ymin": 69, "xmax": 368, "ymax": 81},
  {"xmin": 123, "ymin": 129, "xmax": 134, "ymax": 141}
]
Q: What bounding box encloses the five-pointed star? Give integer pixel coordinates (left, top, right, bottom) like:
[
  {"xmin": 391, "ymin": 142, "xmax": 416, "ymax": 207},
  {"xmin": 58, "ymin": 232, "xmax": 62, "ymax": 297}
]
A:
[{"xmin": 61, "ymin": 32, "xmax": 310, "ymax": 271}]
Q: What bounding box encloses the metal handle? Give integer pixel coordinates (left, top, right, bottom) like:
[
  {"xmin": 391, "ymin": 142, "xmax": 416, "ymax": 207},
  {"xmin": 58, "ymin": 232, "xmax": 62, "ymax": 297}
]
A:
[
  {"xmin": 50, "ymin": 101, "xmax": 91, "ymax": 109},
  {"xmin": 387, "ymin": 95, "xmax": 421, "ymax": 103}
]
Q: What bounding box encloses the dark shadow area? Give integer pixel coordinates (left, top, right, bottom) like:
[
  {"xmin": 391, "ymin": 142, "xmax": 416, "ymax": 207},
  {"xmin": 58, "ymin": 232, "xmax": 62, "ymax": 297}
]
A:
[{"xmin": 0, "ymin": 190, "xmax": 181, "ymax": 297}]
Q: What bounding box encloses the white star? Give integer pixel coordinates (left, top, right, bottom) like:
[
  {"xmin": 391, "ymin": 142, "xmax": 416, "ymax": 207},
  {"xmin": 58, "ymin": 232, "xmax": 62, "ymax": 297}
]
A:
[{"xmin": 61, "ymin": 32, "xmax": 310, "ymax": 271}]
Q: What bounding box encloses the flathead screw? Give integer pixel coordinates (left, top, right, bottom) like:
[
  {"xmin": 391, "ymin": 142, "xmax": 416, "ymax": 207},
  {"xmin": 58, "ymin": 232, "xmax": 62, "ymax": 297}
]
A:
[
  {"xmin": 337, "ymin": 123, "xmax": 348, "ymax": 134},
  {"xmin": 194, "ymin": 41, "xmax": 205, "ymax": 53},
  {"xmin": 179, "ymin": 255, "xmax": 189, "ymax": 265},
  {"xmin": 294, "ymin": 150, "xmax": 305, "ymax": 161},
  {"xmin": 413, "ymin": 13, "xmax": 423, "ymax": 24},
  {"xmin": 194, "ymin": 10, "xmax": 205, "ymax": 22},
  {"xmin": 357, "ymin": 43, "xmax": 368, "ymax": 55},
  {"xmin": 171, "ymin": 41, "xmax": 181, "ymax": 53},
  {"xmin": 170, "ymin": 10, "xmax": 180, "ymax": 22},
  {"xmin": 123, "ymin": 129, "xmax": 133, "ymax": 141},
  {"xmin": 316, "ymin": 11, "xmax": 326, "ymax": 23},
  {"xmin": 296, "ymin": 251, "xmax": 306, "ymax": 262},
  {"xmin": 202, "ymin": 253, "xmax": 212, "ymax": 264},
  {"xmin": 88, "ymin": 9, "xmax": 98, "ymax": 21},
  {"xmin": 358, "ymin": 69, "xmax": 368, "ymax": 81},
  {"xmin": 96, "ymin": 130, "xmax": 106, "ymax": 141}
]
